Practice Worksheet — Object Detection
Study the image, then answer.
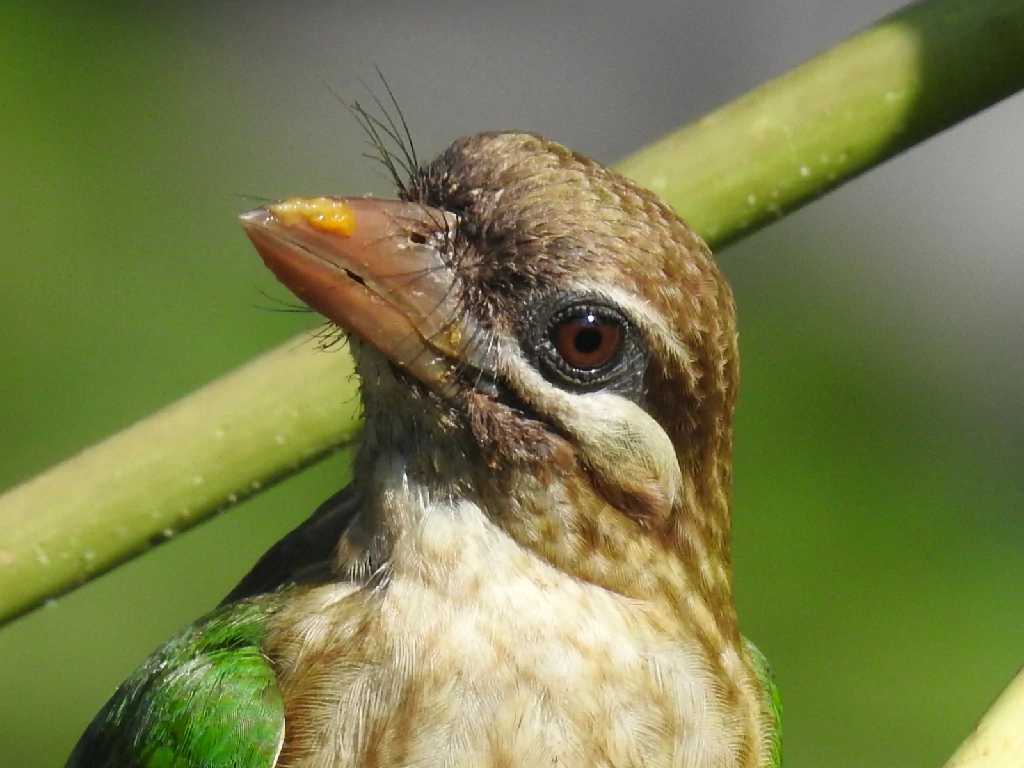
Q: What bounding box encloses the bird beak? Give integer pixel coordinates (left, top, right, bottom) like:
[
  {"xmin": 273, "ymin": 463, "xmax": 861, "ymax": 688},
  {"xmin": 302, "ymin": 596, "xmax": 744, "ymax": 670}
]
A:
[{"xmin": 240, "ymin": 197, "xmax": 487, "ymax": 396}]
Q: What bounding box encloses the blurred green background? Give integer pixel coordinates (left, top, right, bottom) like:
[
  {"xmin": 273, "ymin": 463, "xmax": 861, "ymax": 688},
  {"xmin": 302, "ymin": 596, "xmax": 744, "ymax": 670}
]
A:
[{"xmin": 2, "ymin": 2, "xmax": 1022, "ymax": 766}]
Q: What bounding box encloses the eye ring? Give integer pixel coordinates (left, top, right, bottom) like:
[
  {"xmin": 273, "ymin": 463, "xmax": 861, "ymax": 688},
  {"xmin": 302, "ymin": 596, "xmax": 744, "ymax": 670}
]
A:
[
  {"xmin": 550, "ymin": 310, "xmax": 623, "ymax": 371},
  {"xmin": 528, "ymin": 298, "xmax": 641, "ymax": 391},
  {"xmin": 521, "ymin": 292, "xmax": 646, "ymax": 395}
]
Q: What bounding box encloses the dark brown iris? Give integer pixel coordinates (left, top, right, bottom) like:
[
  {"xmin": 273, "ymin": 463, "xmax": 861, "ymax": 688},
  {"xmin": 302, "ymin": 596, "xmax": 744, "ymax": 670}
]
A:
[{"xmin": 551, "ymin": 312, "xmax": 623, "ymax": 370}]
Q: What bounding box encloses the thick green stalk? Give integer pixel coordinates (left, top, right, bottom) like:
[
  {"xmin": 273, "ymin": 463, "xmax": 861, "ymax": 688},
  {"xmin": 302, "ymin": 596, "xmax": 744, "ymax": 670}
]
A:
[
  {"xmin": 1, "ymin": 0, "xmax": 1022, "ymax": 631},
  {"xmin": 943, "ymin": 665, "xmax": 1024, "ymax": 768},
  {"xmin": 617, "ymin": 0, "xmax": 1024, "ymax": 246},
  {"xmin": 0, "ymin": 339, "xmax": 361, "ymax": 624}
]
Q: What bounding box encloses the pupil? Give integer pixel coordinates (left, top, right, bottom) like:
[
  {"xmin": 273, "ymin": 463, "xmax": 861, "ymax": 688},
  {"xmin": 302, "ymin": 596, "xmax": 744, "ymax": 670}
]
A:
[{"xmin": 575, "ymin": 326, "xmax": 602, "ymax": 354}]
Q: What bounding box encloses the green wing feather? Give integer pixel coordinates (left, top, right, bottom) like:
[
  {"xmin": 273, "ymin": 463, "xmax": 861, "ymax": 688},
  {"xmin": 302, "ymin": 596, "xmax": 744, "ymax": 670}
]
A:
[
  {"xmin": 66, "ymin": 601, "xmax": 284, "ymax": 768},
  {"xmin": 744, "ymin": 637, "xmax": 783, "ymax": 768}
]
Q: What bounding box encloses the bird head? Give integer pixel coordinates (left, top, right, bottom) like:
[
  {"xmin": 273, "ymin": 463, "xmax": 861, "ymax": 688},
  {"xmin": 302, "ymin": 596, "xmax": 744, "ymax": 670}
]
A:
[{"xmin": 242, "ymin": 132, "xmax": 740, "ymax": 635}]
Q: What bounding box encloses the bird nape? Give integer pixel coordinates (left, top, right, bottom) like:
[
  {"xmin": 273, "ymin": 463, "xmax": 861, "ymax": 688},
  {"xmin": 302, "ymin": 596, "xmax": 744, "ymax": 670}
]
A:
[{"xmin": 65, "ymin": 131, "xmax": 781, "ymax": 768}]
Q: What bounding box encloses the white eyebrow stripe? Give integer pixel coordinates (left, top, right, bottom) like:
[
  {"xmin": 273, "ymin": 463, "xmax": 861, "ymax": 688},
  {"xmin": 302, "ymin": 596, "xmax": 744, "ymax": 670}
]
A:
[{"xmin": 556, "ymin": 281, "xmax": 695, "ymax": 370}]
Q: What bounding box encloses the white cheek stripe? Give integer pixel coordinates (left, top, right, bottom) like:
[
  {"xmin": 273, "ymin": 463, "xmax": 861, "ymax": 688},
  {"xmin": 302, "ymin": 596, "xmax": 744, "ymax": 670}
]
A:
[{"xmin": 497, "ymin": 341, "xmax": 683, "ymax": 512}]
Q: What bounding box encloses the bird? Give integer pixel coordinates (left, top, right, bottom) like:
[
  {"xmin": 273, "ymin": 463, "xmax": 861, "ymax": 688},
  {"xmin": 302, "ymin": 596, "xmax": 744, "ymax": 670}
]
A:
[{"xmin": 64, "ymin": 126, "xmax": 781, "ymax": 767}]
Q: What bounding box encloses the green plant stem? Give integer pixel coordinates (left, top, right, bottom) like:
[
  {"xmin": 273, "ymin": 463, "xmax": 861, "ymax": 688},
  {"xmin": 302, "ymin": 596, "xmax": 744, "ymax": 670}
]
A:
[
  {"xmin": 617, "ymin": 0, "xmax": 1024, "ymax": 246},
  {"xmin": 0, "ymin": 338, "xmax": 360, "ymax": 624},
  {"xmin": 943, "ymin": 665, "xmax": 1024, "ymax": 768},
  {"xmin": 1, "ymin": 0, "xmax": 1023, "ymax": 631}
]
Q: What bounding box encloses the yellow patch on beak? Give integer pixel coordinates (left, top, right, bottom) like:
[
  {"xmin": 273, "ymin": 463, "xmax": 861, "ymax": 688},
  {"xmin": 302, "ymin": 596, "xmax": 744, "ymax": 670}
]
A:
[{"xmin": 269, "ymin": 197, "xmax": 357, "ymax": 236}]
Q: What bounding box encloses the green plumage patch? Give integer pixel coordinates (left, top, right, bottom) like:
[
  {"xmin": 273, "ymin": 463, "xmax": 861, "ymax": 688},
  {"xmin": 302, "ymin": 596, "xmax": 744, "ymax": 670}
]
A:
[
  {"xmin": 66, "ymin": 601, "xmax": 283, "ymax": 768},
  {"xmin": 744, "ymin": 637, "xmax": 783, "ymax": 768}
]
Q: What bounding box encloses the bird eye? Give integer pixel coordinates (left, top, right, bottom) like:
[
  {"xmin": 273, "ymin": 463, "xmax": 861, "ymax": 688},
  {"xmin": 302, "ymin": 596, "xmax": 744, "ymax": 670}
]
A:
[
  {"xmin": 551, "ymin": 311, "xmax": 623, "ymax": 370},
  {"xmin": 523, "ymin": 293, "xmax": 645, "ymax": 394},
  {"xmin": 526, "ymin": 298, "xmax": 644, "ymax": 393}
]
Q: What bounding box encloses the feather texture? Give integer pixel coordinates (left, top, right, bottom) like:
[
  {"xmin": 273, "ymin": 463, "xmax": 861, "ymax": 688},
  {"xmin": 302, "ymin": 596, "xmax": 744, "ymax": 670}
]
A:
[{"xmin": 68, "ymin": 130, "xmax": 781, "ymax": 768}]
